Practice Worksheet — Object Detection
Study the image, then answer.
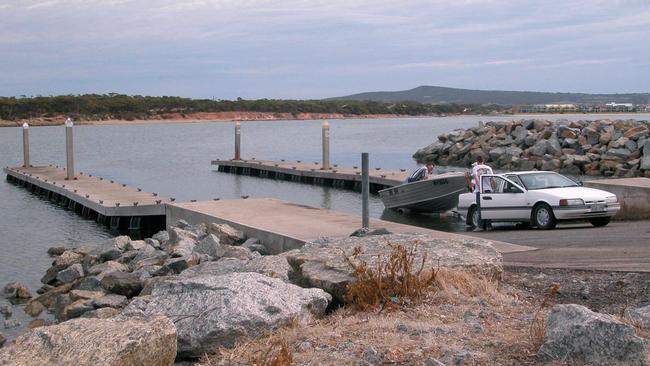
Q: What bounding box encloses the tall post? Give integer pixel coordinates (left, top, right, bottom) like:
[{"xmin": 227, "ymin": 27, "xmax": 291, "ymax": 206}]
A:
[
  {"xmin": 361, "ymin": 152, "xmax": 369, "ymax": 229},
  {"xmin": 234, "ymin": 121, "xmax": 241, "ymax": 160},
  {"xmin": 321, "ymin": 121, "xmax": 330, "ymax": 170},
  {"xmin": 65, "ymin": 118, "xmax": 75, "ymax": 180},
  {"xmin": 22, "ymin": 123, "xmax": 30, "ymax": 167}
]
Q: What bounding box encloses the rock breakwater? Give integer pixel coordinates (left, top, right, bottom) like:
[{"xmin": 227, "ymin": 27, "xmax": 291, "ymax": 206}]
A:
[
  {"xmin": 0, "ymin": 218, "xmax": 510, "ymax": 364},
  {"xmin": 413, "ymin": 119, "xmax": 650, "ymax": 177}
]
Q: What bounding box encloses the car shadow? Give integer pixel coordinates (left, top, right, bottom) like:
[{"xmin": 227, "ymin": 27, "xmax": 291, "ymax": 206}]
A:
[{"xmin": 466, "ymin": 222, "xmax": 599, "ymax": 232}]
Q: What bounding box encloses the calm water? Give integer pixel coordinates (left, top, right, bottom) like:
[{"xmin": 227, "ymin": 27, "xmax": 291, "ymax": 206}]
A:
[{"xmin": 0, "ymin": 114, "xmax": 645, "ymax": 339}]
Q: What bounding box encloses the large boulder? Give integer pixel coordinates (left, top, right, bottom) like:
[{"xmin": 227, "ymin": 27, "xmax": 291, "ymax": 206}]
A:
[
  {"xmin": 88, "ymin": 261, "xmax": 129, "ymax": 278},
  {"xmin": 538, "ymin": 304, "xmax": 646, "ymax": 366},
  {"xmin": 0, "ymin": 315, "xmax": 176, "ymax": 366},
  {"xmin": 55, "ymin": 263, "xmax": 84, "ymax": 284},
  {"xmin": 528, "ymin": 140, "xmax": 548, "ymax": 157},
  {"xmin": 122, "ymin": 272, "xmax": 331, "ymax": 358},
  {"xmin": 130, "ymin": 249, "xmax": 169, "ymax": 271},
  {"xmin": 54, "ymin": 250, "xmax": 84, "ymax": 268},
  {"xmin": 166, "ymin": 228, "xmax": 198, "ymax": 258},
  {"xmin": 3, "ymin": 281, "xmax": 32, "ymax": 299},
  {"xmin": 208, "ymin": 223, "xmax": 245, "ymax": 245},
  {"xmin": 179, "ymin": 255, "xmax": 294, "ymax": 282},
  {"xmin": 641, "ymin": 140, "xmax": 650, "ymax": 171},
  {"xmin": 286, "ymin": 234, "xmax": 502, "ymax": 303},
  {"xmin": 100, "ymin": 272, "xmax": 144, "ymax": 298},
  {"xmin": 90, "ymin": 236, "xmax": 130, "ymax": 262},
  {"xmin": 178, "ymin": 257, "xmax": 248, "ymax": 278},
  {"xmin": 624, "ymin": 125, "xmax": 649, "ymax": 140}
]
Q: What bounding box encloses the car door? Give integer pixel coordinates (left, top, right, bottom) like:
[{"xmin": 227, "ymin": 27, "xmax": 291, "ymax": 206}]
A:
[{"xmin": 479, "ymin": 175, "xmax": 529, "ymax": 221}]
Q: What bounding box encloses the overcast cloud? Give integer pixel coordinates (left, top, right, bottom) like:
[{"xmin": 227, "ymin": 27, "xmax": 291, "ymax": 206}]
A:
[{"xmin": 1, "ymin": 0, "xmax": 649, "ymax": 98}]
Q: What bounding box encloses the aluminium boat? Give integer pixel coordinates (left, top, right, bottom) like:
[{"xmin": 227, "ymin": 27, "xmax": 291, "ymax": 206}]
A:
[{"xmin": 378, "ymin": 172, "xmax": 469, "ymax": 213}]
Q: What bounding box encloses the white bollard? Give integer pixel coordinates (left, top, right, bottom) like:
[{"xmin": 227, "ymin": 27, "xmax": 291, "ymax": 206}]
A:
[
  {"xmin": 361, "ymin": 152, "xmax": 369, "ymax": 229},
  {"xmin": 22, "ymin": 123, "xmax": 30, "ymax": 167},
  {"xmin": 65, "ymin": 118, "xmax": 75, "ymax": 180},
  {"xmin": 322, "ymin": 121, "xmax": 330, "ymax": 170},
  {"xmin": 234, "ymin": 122, "xmax": 241, "ymax": 160}
]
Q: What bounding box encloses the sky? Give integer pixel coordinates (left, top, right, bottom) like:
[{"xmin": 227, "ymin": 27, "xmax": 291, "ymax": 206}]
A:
[{"xmin": 1, "ymin": 0, "xmax": 649, "ymax": 99}]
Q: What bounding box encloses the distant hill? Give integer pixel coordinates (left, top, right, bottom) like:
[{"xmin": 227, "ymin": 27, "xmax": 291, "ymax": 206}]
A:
[{"xmin": 331, "ymin": 85, "xmax": 650, "ymax": 105}]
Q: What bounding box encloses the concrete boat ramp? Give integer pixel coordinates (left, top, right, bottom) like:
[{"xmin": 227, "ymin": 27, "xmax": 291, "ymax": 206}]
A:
[{"xmin": 167, "ymin": 197, "xmax": 533, "ymax": 254}]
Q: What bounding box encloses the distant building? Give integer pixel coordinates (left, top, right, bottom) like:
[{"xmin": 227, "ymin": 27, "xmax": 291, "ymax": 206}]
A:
[
  {"xmin": 517, "ymin": 102, "xmax": 645, "ymax": 113},
  {"xmin": 605, "ymin": 102, "xmax": 634, "ymax": 112},
  {"xmin": 518, "ymin": 103, "xmax": 577, "ymax": 113}
]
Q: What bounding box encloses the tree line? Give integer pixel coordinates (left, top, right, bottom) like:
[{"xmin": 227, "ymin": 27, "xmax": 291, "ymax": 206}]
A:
[{"xmin": 0, "ymin": 94, "xmax": 507, "ymax": 121}]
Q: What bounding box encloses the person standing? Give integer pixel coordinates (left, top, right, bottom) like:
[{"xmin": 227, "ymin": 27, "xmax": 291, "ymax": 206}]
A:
[{"xmin": 471, "ymin": 156, "xmax": 493, "ymax": 231}]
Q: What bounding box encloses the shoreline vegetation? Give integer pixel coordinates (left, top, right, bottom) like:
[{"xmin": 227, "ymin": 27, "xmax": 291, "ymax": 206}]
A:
[
  {"xmin": 1, "ymin": 94, "xmax": 649, "ymax": 127},
  {"xmin": 0, "ymin": 94, "xmax": 497, "ymax": 127}
]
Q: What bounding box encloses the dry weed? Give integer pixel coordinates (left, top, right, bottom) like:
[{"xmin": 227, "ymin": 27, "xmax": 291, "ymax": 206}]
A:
[
  {"xmin": 433, "ymin": 267, "xmax": 500, "ymax": 303},
  {"xmin": 343, "ymin": 240, "xmax": 498, "ymax": 311},
  {"xmin": 343, "ymin": 240, "xmax": 438, "ymax": 311},
  {"xmin": 205, "ymin": 337, "xmax": 294, "ymax": 366},
  {"xmin": 529, "ymin": 283, "xmax": 559, "ymax": 350}
]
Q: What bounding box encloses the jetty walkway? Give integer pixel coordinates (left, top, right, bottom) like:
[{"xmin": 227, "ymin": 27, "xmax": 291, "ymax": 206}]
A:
[
  {"xmin": 213, "ymin": 158, "xmax": 410, "ymax": 193},
  {"xmin": 4, "ymin": 165, "xmax": 168, "ymax": 236}
]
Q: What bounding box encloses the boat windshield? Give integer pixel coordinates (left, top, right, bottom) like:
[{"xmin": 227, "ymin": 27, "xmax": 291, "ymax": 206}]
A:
[
  {"xmin": 406, "ymin": 166, "xmax": 427, "ymax": 183},
  {"xmin": 518, "ymin": 172, "xmax": 579, "ymax": 190}
]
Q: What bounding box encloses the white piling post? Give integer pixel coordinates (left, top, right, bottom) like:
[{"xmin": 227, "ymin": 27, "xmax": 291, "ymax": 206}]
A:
[
  {"xmin": 234, "ymin": 122, "xmax": 241, "ymax": 160},
  {"xmin": 65, "ymin": 118, "xmax": 75, "ymax": 180},
  {"xmin": 22, "ymin": 123, "xmax": 30, "ymax": 167},
  {"xmin": 361, "ymin": 152, "xmax": 369, "ymax": 229},
  {"xmin": 322, "ymin": 121, "xmax": 330, "ymax": 170}
]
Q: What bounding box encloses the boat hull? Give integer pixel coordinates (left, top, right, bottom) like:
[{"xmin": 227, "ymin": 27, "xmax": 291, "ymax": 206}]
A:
[{"xmin": 378, "ymin": 173, "xmax": 469, "ymax": 213}]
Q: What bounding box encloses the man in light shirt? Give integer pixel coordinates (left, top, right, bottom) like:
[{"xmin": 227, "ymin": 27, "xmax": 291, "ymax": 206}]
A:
[{"xmin": 471, "ymin": 156, "xmax": 493, "ymax": 231}]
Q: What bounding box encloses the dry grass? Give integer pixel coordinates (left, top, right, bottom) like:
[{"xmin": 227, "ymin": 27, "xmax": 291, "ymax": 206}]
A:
[
  {"xmin": 529, "ymin": 284, "xmax": 559, "ymax": 351},
  {"xmin": 205, "ymin": 334, "xmax": 294, "ymax": 366},
  {"xmin": 200, "ymin": 247, "xmax": 650, "ymax": 365},
  {"xmin": 202, "ymin": 267, "xmax": 543, "ymax": 366},
  {"xmin": 342, "ymin": 240, "xmax": 501, "ymax": 312},
  {"xmin": 342, "ymin": 241, "xmax": 438, "ymax": 311}
]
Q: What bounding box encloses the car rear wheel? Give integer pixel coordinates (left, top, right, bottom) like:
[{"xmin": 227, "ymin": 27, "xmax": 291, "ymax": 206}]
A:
[
  {"xmin": 532, "ymin": 203, "xmax": 556, "ymax": 229},
  {"xmin": 589, "ymin": 217, "xmax": 611, "ymax": 227},
  {"xmin": 467, "ymin": 206, "xmax": 480, "ymax": 228}
]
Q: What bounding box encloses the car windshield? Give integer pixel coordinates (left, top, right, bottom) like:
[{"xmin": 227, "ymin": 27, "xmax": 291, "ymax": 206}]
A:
[{"xmin": 518, "ymin": 172, "xmax": 579, "ymax": 190}]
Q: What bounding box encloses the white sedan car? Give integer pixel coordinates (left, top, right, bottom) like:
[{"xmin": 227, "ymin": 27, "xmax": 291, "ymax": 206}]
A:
[{"xmin": 458, "ymin": 171, "xmax": 620, "ymax": 229}]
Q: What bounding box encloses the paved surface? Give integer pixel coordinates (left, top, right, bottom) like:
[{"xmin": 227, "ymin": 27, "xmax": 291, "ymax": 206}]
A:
[
  {"xmin": 167, "ymin": 198, "xmax": 534, "ymax": 254},
  {"xmin": 5, "ymin": 166, "xmax": 169, "ymax": 216},
  {"xmin": 212, "ymin": 158, "xmax": 409, "ymax": 187},
  {"xmin": 464, "ymin": 220, "xmax": 650, "ymax": 272}
]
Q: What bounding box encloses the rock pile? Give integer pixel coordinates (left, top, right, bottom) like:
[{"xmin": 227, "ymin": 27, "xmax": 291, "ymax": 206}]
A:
[
  {"xmin": 413, "ymin": 119, "xmax": 650, "ymax": 177},
  {"xmin": 0, "ymin": 221, "xmax": 332, "ymax": 361},
  {"xmin": 1, "ymin": 223, "xmax": 508, "ymax": 362}
]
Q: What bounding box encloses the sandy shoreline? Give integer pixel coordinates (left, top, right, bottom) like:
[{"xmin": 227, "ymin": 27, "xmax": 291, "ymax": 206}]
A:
[{"xmin": 1, "ymin": 111, "xmax": 648, "ymax": 128}]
